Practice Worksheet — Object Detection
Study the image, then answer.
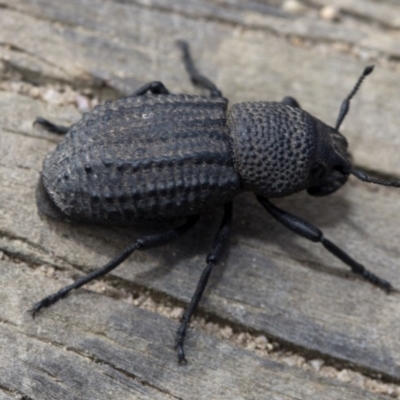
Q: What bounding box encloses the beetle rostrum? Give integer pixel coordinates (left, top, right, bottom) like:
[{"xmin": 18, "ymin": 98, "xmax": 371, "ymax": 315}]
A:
[{"xmin": 31, "ymin": 41, "xmax": 399, "ymax": 363}]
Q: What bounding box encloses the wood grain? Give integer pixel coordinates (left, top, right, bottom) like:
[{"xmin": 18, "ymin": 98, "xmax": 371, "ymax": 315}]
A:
[
  {"xmin": 0, "ymin": 0, "xmax": 399, "ymax": 398},
  {"xmin": 0, "ymin": 260, "xmax": 391, "ymax": 400}
]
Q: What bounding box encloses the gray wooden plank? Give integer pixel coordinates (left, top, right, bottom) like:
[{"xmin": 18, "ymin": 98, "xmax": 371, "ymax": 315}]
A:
[
  {"xmin": 1, "ymin": 90, "xmax": 399, "ymax": 382},
  {"xmin": 0, "ymin": 260, "xmax": 389, "ymax": 400},
  {"xmin": 8, "ymin": 0, "xmax": 400, "ymax": 59},
  {"xmin": 310, "ymin": 0, "xmax": 400, "ymax": 28},
  {"xmin": 0, "ymin": 0, "xmax": 399, "ymax": 397},
  {"xmin": 0, "ymin": 391, "xmax": 17, "ymax": 400}
]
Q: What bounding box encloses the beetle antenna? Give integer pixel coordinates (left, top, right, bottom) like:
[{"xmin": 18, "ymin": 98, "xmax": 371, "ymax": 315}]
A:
[
  {"xmin": 335, "ymin": 65, "xmax": 374, "ymax": 131},
  {"xmin": 351, "ymin": 169, "xmax": 400, "ymax": 188}
]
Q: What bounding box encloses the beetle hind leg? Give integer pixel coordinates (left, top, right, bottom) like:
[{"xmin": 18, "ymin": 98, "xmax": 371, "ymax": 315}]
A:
[
  {"xmin": 34, "ymin": 117, "xmax": 70, "ymax": 134},
  {"xmin": 29, "ymin": 215, "xmax": 199, "ymax": 317},
  {"xmin": 257, "ymin": 196, "xmax": 393, "ymax": 293},
  {"xmin": 176, "ymin": 40, "xmax": 222, "ymax": 98}
]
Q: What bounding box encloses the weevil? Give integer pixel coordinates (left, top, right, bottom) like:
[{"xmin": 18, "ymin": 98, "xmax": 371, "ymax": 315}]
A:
[{"xmin": 32, "ymin": 41, "xmax": 399, "ymax": 363}]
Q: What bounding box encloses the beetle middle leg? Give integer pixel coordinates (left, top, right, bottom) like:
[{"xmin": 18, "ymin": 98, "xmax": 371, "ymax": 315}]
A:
[
  {"xmin": 257, "ymin": 196, "xmax": 393, "ymax": 292},
  {"xmin": 131, "ymin": 81, "xmax": 170, "ymax": 96},
  {"xmin": 175, "ymin": 202, "xmax": 233, "ymax": 363},
  {"xmin": 33, "ymin": 117, "xmax": 69, "ymax": 135},
  {"xmin": 29, "ymin": 215, "xmax": 199, "ymax": 317}
]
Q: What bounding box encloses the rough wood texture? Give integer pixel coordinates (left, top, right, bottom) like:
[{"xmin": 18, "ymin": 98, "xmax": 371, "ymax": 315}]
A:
[
  {"xmin": 2, "ymin": 260, "xmax": 390, "ymax": 400},
  {"xmin": 1, "ymin": 0, "xmax": 400, "ymax": 399}
]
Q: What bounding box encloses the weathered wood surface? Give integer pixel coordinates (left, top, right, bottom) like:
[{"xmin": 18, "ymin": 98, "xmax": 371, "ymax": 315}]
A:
[
  {"xmin": 2, "ymin": 259, "xmax": 391, "ymax": 400},
  {"xmin": 1, "ymin": 0, "xmax": 400, "ymax": 399}
]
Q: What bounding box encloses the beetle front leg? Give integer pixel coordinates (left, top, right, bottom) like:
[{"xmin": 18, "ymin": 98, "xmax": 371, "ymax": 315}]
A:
[
  {"xmin": 175, "ymin": 202, "xmax": 233, "ymax": 364},
  {"xmin": 257, "ymin": 196, "xmax": 393, "ymax": 293},
  {"xmin": 29, "ymin": 215, "xmax": 199, "ymax": 317},
  {"xmin": 281, "ymin": 96, "xmax": 301, "ymax": 108}
]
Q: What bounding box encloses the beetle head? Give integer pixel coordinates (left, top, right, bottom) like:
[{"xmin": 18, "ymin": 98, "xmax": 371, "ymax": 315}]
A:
[
  {"xmin": 306, "ymin": 122, "xmax": 351, "ymax": 197},
  {"xmin": 306, "ymin": 66, "xmax": 377, "ymax": 196},
  {"xmin": 308, "ymin": 64, "xmax": 400, "ymax": 194}
]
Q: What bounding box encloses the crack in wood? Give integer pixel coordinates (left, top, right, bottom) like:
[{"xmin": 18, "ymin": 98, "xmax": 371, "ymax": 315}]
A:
[
  {"xmin": 2, "ymin": 127, "xmax": 62, "ymax": 144},
  {"xmin": 0, "ymin": 232, "xmax": 71, "ymax": 270},
  {"xmin": 0, "ymin": 381, "xmax": 33, "ymax": 400},
  {"xmin": 19, "ymin": 329, "xmax": 183, "ymax": 400},
  {"xmin": 23, "ymin": 260, "xmax": 400, "ymax": 386}
]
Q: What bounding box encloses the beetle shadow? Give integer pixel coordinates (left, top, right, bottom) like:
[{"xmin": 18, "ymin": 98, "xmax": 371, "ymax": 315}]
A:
[
  {"xmin": 129, "ymin": 207, "xmax": 231, "ymax": 296},
  {"xmin": 42, "ymin": 205, "xmax": 229, "ymax": 296}
]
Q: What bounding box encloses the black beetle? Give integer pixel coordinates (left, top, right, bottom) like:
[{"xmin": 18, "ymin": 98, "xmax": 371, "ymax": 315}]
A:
[{"xmin": 32, "ymin": 41, "xmax": 399, "ymax": 363}]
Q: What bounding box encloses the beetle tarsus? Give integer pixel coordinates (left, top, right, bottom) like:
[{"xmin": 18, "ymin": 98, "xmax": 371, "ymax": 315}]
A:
[
  {"xmin": 30, "ymin": 288, "xmax": 68, "ymax": 315},
  {"xmin": 176, "ymin": 345, "xmax": 187, "ymax": 365},
  {"xmin": 362, "ymin": 270, "xmax": 392, "ymax": 294}
]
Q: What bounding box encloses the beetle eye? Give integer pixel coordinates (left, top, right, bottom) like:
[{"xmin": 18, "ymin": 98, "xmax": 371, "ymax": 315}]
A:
[{"xmin": 310, "ymin": 163, "xmax": 325, "ymax": 179}]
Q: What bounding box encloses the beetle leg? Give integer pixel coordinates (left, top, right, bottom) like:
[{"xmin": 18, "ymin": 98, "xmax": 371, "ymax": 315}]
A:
[
  {"xmin": 29, "ymin": 215, "xmax": 199, "ymax": 317},
  {"xmin": 281, "ymin": 96, "xmax": 301, "ymax": 108},
  {"xmin": 131, "ymin": 81, "xmax": 170, "ymax": 96},
  {"xmin": 33, "ymin": 117, "xmax": 70, "ymax": 135},
  {"xmin": 176, "ymin": 40, "xmax": 222, "ymax": 98},
  {"xmin": 257, "ymin": 196, "xmax": 394, "ymax": 293},
  {"xmin": 175, "ymin": 202, "xmax": 233, "ymax": 364}
]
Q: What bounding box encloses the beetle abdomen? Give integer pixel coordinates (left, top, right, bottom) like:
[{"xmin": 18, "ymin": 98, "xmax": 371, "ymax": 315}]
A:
[{"xmin": 40, "ymin": 94, "xmax": 240, "ymax": 223}]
